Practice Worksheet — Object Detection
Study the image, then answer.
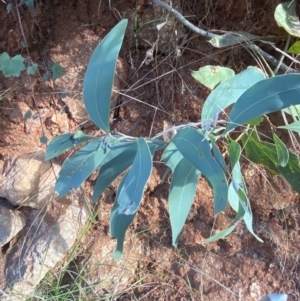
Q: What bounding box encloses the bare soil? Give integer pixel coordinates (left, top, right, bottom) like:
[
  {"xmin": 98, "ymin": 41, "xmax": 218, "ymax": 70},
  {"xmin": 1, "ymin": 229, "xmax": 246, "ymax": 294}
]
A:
[{"xmin": 0, "ymin": 0, "xmax": 299, "ymax": 300}]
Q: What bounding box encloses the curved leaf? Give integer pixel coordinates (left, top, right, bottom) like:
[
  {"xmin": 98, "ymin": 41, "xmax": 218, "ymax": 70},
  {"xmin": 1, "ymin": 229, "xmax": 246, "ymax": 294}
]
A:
[
  {"xmin": 278, "ymin": 121, "xmax": 300, "ymax": 133},
  {"xmin": 206, "ymin": 225, "xmax": 236, "ymax": 243},
  {"xmin": 191, "ymin": 65, "xmax": 235, "ymax": 90},
  {"xmin": 55, "ymin": 138, "xmax": 135, "ymax": 196},
  {"xmin": 162, "ymin": 142, "xmax": 183, "ymax": 172},
  {"xmin": 117, "ymin": 138, "xmax": 152, "ymax": 215},
  {"xmin": 273, "ymin": 132, "xmax": 289, "ymax": 167},
  {"xmin": 83, "ymin": 19, "xmax": 128, "ymax": 132},
  {"xmin": 275, "ymin": 1, "xmax": 300, "ymax": 37},
  {"xmin": 228, "ymin": 140, "xmax": 244, "ymax": 212},
  {"xmin": 110, "ymin": 172, "xmax": 136, "ymax": 260},
  {"xmin": 45, "ymin": 131, "xmax": 95, "ymax": 161},
  {"xmin": 227, "ymin": 140, "xmax": 262, "ymax": 242},
  {"xmin": 209, "ymin": 31, "xmax": 272, "ymax": 48},
  {"xmin": 168, "ymin": 158, "xmax": 200, "ymax": 247},
  {"xmin": 201, "ymin": 67, "xmax": 265, "ymax": 127},
  {"xmin": 211, "ymin": 140, "xmax": 227, "ymax": 171},
  {"xmin": 225, "ymin": 74, "xmax": 300, "ymax": 133},
  {"xmin": 92, "ymin": 147, "xmax": 136, "ymax": 203},
  {"xmin": 172, "ymin": 128, "xmax": 228, "ymax": 214}
]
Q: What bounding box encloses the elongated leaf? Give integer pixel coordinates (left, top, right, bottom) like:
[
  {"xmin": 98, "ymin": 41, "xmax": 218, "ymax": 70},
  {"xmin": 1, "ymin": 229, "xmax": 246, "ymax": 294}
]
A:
[
  {"xmin": 278, "ymin": 121, "xmax": 300, "ymax": 133},
  {"xmin": 169, "ymin": 158, "xmax": 200, "ymax": 247},
  {"xmin": 241, "ymin": 189, "xmax": 263, "ymax": 242},
  {"xmin": 110, "ymin": 172, "xmax": 136, "ymax": 260},
  {"xmin": 209, "ymin": 31, "xmax": 271, "ymax": 48},
  {"xmin": 211, "ymin": 140, "xmax": 227, "ymax": 172},
  {"xmin": 225, "ymin": 74, "xmax": 300, "ymax": 133},
  {"xmin": 275, "ymin": 1, "xmax": 300, "ymax": 37},
  {"xmin": 110, "ymin": 141, "xmax": 161, "ymax": 259},
  {"xmin": 242, "ymin": 131, "xmax": 279, "ymax": 175},
  {"xmin": 83, "ymin": 19, "xmax": 128, "ymax": 132},
  {"xmin": 273, "ymin": 132, "xmax": 289, "ymax": 167},
  {"xmin": 55, "ymin": 138, "xmax": 135, "ymax": 196},
  {"xmin": 92, "ymin": 146, "xmax": 136, "ymax": 202},
  {"xmin": 172, "ymin": 128, "xmax": 228, "ymax": 214},
  {"xmin": 228, "ymin": 140, "xmax": 244, "ymax": 211},
  {"xmin": 242, "ymin": 132, "xmax": 300, "ymax": 193},
  {"xmin": 201, "ymin": 67, "xmax": 265, "ymax": 127},
  {"xmin": 162, "ymin": 142, "xmax": 183, "ymax": 172},
  {"xmin": 283, "ymin": 104, "xmax": 300, "ymax": 118},
  {"xmin": 207, "ymin": 195, "xmax": 246, "ymax": 243},
  {"xmin": 228, "ymin": 140, "xmax": 262, "ymax": 242},
  {"xmin": 92, "ymin": 140, "xmax": 163, "ymax": 202},
  {"xmin": 117, "ymin": 138, "xmax": 152, "ymax": 215},
  {"xmin": 45, "ymin": 131, "xmax": 95, "ymax": 160},
  {"xmin": 191, "ymin": 65, "xmax": 235, "ymax": 90},
  {"xmin": 206, "ymin": 225, "xmax": 236, "ymax": 243}
]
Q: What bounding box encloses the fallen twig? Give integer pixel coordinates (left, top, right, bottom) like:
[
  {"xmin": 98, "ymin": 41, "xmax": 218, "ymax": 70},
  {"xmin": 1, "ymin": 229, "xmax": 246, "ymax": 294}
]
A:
[{"xmin": 152, "ymin": 0, "xmax": 298, "ymax": 73}]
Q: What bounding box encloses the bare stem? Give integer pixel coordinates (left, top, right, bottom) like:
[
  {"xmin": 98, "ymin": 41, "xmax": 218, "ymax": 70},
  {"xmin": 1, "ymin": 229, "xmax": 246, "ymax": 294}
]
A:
[{"xmin": 151, "ymin": 0, "xmax": 297, "ymax": 73}]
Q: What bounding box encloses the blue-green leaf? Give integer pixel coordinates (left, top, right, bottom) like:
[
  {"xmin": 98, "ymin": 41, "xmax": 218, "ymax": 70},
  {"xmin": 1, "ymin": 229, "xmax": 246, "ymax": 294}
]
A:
[
  {"xmin": 227, "ymin": 140, "xmax": 262, "ymax": 242},
  {"xmin": 207, "ymin": 195, "xmax": 246, "ymax": 243},
  {"xmin": 228, "ymin": 140, "xmax": 244, "ymax": 212},
  {"xmin": 51, "ymin": 62, "xmax": 63, "ymax": 81},
  {"xmin": 162, "ymin": 142, "xmax": 183, "ymax": 172},
  {"xmin": 278, "ymin": 121, "xmax": 300, "ymax": 133},
  {"xmin": 55, "ymin": 138, "xmax": 135, "ymax": 196},
  {"xmin": 273, "ymin": 132, "xmax": 289, "ymax": 167},
  {"xmin": 92, "ymin": 145, "xmax": 137, "ymax": 202},
  {"xmin": 225, "ymin": 74, "xmax": 300, "ymax": 133},
  {"xmin": 40, "ymin": 135, "xmax": 48, "ymax": 144},
  {"xmin": 117, "ymin": 138, "xmax": 152, "ymax": 215},
  {"xmin": 45, "ymin": 131, "xmax": 95, "ymax": 161},
  {"xmin": 27, "ymin": 63, "xmax": 38, "ymax": 75},
  {"xmin": 0, "ymin": 53, "xmax": 25, "ymax": 77},
  {"xmin": 201, "ymin": 67, "xmax": 265, "ymax": 128},
  {"xmin": 109, "ymin": 141, "xmax": 161, "ymax": 259},
  {"xmin": 169, "ymin": 158, "xmax": 200, "ymax": 247},
  {"xmin": 206, "ymin": 225, "xmax": 236, "ymax": 243},
  {"xmin": 23, "ymin": 110, "xmax": 32, "ymax": 122},
  {"xmin": 211, "ymin": 140, "xmax": 227, "ymax": 172},
  {"xmin": 110, "ymin": 172, "xmax": 136, "ymax": 260},
  {"xmin": 83, "ymin": 19, "xmax": 128, "ymax": 132},
  {"xmin": 172, "ymin": 128, "xmax": 228, "ymax": 214}
]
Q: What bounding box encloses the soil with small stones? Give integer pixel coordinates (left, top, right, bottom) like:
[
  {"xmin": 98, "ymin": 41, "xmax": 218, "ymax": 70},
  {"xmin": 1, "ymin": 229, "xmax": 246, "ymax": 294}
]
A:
[{"xmin": 0, "ymin": 0, "xmax": 300, "ymax": 300}]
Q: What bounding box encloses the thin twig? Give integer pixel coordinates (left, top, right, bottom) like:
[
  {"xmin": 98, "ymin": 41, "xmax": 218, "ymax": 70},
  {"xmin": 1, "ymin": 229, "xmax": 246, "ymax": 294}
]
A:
[{"xmin": 151, "ymin": 0, "xmax": 298, "ymax": 73}]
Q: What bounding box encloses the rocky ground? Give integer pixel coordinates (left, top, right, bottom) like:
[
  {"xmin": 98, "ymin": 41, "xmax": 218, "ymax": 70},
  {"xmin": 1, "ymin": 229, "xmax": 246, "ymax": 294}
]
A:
[{"xmin": 0, "ymin": 1, "xmax": 299, "ymax": 300}]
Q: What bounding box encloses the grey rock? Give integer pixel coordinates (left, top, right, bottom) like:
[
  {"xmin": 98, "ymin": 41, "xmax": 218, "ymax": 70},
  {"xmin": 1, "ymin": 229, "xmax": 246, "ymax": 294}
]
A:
[
  {"xmin": 4, "ymin": 192, "xmax": 89, "ymax": 300},
  {"xmin": 0, "ymin": 201, "xmax": 26, "ymax": 247},
  {"xmin": 0, "ymin": 150, "xmax": 61, "ymax": 209},
  {"xmin": 84, "ymin": 232, "xmax": 142, "ymax": 295}
]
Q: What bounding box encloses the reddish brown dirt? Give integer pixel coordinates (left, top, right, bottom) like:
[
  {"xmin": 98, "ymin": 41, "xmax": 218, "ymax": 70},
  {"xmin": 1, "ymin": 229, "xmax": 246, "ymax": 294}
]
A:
[{"xmin": 0, "ymin": 0, "xmax": 300, "ymax": 300}]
